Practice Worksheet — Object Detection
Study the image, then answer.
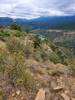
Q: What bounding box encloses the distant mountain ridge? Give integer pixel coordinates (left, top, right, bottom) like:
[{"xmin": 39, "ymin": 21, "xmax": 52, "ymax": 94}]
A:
[
  {"xmin": 0, "ymin": 16, "xmax": 75, "ymax": 30},
  {"xmin": 0, "ymin": 17, "xmax": 13, "ymax": 26}
]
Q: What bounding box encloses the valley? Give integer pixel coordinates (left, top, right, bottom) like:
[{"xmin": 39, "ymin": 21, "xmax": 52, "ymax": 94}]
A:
[{"xmin": 31, "ymin": 29, "xmax": 75, "ymax": 54}]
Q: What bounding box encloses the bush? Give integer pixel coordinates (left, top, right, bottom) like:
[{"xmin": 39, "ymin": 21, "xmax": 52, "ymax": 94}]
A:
[
  {"xmin": 10, "ymin": 23, "xmax": 22, "ymax": 31},
  {"xmin": 7, "ymin": 36, "xmax": 34, "ymax": 58},
  {"xmin": 40, "ymin": 50, "xmax": 49, "ymax": 62},
  {"xmin": 24, "ymin": 46, "xmax": 33, "ymax": 59},
  {"xmin": 49, "ymin": 52, "xmax": 62, "ymax": 64},
  {"xmin": 0, "ymin": 44, "xmax": 34, "ymax": 90},
  {"xmin": 33, "ymin": 35, "xmax": 42, "ymax": 49},
  {"xmin": 68, "ymin": 65, "xmax": 75, "ymax": 76},
  {"xmin": 33, "ymin": 50, "xmax": 42, "ymax": 62},
  {"xmin": 67, "ymin": 59, "xmax": 75, "ymax": 76},
  {"xmin": 15, "ymin": 31, "xmax": 25, "ymax": 37},
  {"xmin": 7, "ymin": 52, "xmax": 34, "ymax": 90},
  {"xmin": 0, "ymin": 31, "xmax": 10, "ymax": 37},
  {"xmin": 16, "ymin": 69, "xmax": 33, "ymax": 90},
  {"xmin": 0, "ymin": 51, "xmax": 9, "ymax": 74},
  {"xmin": 0, "ymin": 89, "xmax": 6, "ymax": 100},
  {"xmin": 7, "ymin": 37, "xmax": 25, "ymax": 53}
]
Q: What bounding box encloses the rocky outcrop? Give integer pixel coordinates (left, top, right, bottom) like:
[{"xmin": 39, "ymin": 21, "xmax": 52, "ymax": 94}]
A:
[{"xmin": 35, "ymin": 88, "xmax": 45, "ymax": 100}]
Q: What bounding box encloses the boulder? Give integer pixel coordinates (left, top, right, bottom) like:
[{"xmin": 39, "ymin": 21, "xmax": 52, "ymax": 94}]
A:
[{"xmin": 35, "ymin": 88, "xmax": 45, "ymax": 100}]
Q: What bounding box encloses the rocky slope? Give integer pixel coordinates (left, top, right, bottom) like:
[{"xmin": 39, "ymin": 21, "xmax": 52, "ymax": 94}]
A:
[{"xmin": 0, "ymin": 28, "xmax": 75, "ymax": 100}]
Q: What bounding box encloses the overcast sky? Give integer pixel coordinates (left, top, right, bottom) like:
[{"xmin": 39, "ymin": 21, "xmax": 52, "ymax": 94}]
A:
[{"xmin": 0, "ymin": 0, "xmax": 75, "ymax": 19}]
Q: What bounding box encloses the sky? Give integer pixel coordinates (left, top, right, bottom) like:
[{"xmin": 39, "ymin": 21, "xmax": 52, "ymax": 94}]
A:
[{"xmin": 0, "ymin": 0, "xmax": 75, "ymax": 19}]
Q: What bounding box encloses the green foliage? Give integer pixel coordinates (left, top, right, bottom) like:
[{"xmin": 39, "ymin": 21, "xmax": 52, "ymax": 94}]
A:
[
  {"xmin": 15, "ymin": 31, "xmax": 25, "ymax": 37},
  {"xmin": 8, "ymin": 52, "xmax": 33, "ymax": 90},
  {"xmin": 67, "ymin": 59, "xmax": 75, "ymax": 76},
  {"xmin": 49, "ymin": 42, "xmax": 58, "ymax": 51},
  {"xmin": 33, "ymin": 50, "xmax": 42, "ymax": 62},
  {"xmin": 0, "ymin": 31, "xmax": 10, "ymax": 37},
  {"xmin": 16, "ymin": 69, "xmax": 33, "ymax": 90},
  {"xmin": 68, "ymin": 65, "xmax": 75, "ymax": 76},
  {"xmin": 0, "ymin": 89, "xmax": 6, "ymax": 100},
  {"xmin": 49, "ymin": 52, "xmax": 62, "ymax": 64},
  {"xmin": 0, "ymin": 51, "xmax": 9, "ymax": 74},
  {"xmin": 1, "ymin": 27, "xmax": 75, "ymax": 96},
  {"xmin": 7, "ymin": 36, "xmax": 25, "ymax": 53},
  {"xmin": 24, "ymin": 45, "xmax": 33, "ymax": 59},
  {"xmin": 7, "ymin": 36, "xmax": 34, "ymax": 59},
  {"xmin": 0, "ymin": 37, "xmax": 34, "ymax": 90},
  {"xmin": 33, "ymin": 35, "xmax": 42, "ymax": 48},
  {"xmin": 40, "ymin": 50, "xmax": 49, "ymax": 62},
  {"xmin": 10, "ymin": 23, "xmax": 22, "ymax": 31},
  {"xmin": 0, "ymin": 50, "xmax": 34, "ymax": 90}
]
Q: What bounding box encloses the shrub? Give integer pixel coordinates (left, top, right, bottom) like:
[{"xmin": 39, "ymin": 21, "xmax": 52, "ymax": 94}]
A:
[
  {"xmin": 68, "ymin": 65, "xmax": 75, "ymax": 76},
  {"xmin": 0, "ymin": 89, "xmax": 6, "ymax": 100},
  {"xmin": 7, "ymin": 36, "xmax": 35, "ymax": 59},
  {"xmin": 67, "ymin": 59, "xmax": 75, "ymax": 76},
  {"xmin": 33, "ymin": 50, "xmax": 42, "ymax": 61},
  {"xmin": 0, "ymin": 45, "xmax": 34, "ymax": 90},
  {"xmin": 10, "ymin": 23, "xmax": 22, "ymax": 31},
  {"xmin": 24, "ymin": 47, "xmax": 33, "ymax": 59},
  {"xmin": 49, "ymin": 52, "xmax": 62, "ymax": 64},
  {"xmin": 0, "ymin": 51, "xmax": 9, "ymax": 74},
  {"xmin": 40, "ymin": 50, "xmax": 49, "ymax": 62},
  {"xmin": 0, "ymin": 31, "xmax": 10, "ymax": 37},
  {"xmin": 6, "ymin": 37, "xmax": 25, "ymax": 53},
  {"xmin": 16, "ymin": 69, "xmax": 33, "ymax": 90},
  {"xmin": 8, "ymin": 52, "xmax": 34, "ymax": 90},
  {"xmin": 49, "ymin": 42, "xmax": 57, "ymax": 51},
  {"xmin": 33, "ymin": 35, "xmax": 42, "ymax": 49},
  {"xmin": 15, "ymin": 31, "xmax": 25, "ymax": 37}
]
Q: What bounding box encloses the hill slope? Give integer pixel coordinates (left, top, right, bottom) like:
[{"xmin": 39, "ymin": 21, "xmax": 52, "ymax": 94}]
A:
[{"xmin": 0, "ymin": 28, "xmax": 75, "ymax": 100}]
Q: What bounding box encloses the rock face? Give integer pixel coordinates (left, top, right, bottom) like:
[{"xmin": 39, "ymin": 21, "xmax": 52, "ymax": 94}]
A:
[
  {"xmin": 61, "ymin": 93, "xmax": 70, "ymax": 100},
  {"xmin": 35, "ymin": 88, "xmax": 45, "ymax": 100},
  {"xmin": 53, "ymin": 86, "xmax": 64, "ymax": 92}
]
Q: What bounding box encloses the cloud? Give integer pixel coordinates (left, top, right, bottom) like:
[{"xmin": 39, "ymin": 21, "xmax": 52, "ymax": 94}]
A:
[{"xmin": 0, "ymin": 0, "xmax": 75, "ymax": 19}]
